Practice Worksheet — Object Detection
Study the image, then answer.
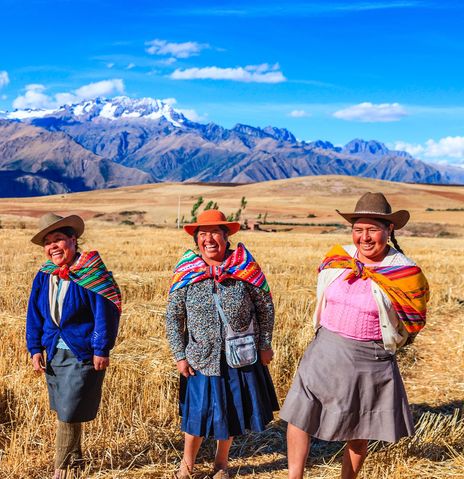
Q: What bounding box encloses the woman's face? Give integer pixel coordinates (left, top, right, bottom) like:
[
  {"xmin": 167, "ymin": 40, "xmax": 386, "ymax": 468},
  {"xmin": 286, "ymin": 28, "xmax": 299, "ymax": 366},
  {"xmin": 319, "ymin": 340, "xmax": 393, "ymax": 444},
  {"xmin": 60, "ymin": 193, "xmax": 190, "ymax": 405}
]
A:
[
  {"xmin": 197, "ymin": 225, "xmax": 228, "ymax": 264},
  {"xmin": 43, "ymin": 231, "xmax": 77, "ymax": 267},
  {"xmin": 352, "ymin": 218, "xmax": 393, "ymax": 263}
]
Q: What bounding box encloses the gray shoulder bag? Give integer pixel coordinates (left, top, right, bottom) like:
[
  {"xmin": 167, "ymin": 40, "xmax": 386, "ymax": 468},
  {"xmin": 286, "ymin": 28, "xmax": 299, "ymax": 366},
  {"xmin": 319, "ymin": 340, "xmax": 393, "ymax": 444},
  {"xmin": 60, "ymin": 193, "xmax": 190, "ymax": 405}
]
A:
[{"xmin": 213, "ymin": 288, "xmax": 258, "ymax": 368}]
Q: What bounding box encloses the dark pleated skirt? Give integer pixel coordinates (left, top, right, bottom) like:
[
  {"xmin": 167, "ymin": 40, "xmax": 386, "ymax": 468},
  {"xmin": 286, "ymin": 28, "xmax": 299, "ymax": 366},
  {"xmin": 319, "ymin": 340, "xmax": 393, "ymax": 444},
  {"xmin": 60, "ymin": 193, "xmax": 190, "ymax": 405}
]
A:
[
  {"xmin": 179, "ymin": 356, "xmax": 279, "ymax": 440},
  {"xmin": 280, "ymin": 327, "xmax": 414, "ymax": 443},
  {"xmin": 46, "ymin": 349, "xmax": 105, "ymax": 423}
]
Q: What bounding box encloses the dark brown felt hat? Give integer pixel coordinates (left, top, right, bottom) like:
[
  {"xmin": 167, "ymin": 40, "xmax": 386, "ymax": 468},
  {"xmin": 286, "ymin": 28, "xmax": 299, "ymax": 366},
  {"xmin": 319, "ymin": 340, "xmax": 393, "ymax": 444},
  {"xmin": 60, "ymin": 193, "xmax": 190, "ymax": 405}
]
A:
[
  {"xmin": 336, "ymin": 192, "xmax": 410, "ymax": 230},
  {"xmin": 31, "ymin": 212, "xmax": 85, "ymax": 246}
]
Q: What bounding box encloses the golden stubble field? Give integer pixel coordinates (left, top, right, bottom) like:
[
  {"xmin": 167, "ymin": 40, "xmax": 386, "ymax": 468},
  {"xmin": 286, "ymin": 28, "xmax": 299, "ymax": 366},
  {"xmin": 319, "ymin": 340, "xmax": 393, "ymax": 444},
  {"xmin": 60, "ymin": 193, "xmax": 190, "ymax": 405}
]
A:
[{"xmin": 0, "ymin": 176, "xmax": 463, "ymax": 478}]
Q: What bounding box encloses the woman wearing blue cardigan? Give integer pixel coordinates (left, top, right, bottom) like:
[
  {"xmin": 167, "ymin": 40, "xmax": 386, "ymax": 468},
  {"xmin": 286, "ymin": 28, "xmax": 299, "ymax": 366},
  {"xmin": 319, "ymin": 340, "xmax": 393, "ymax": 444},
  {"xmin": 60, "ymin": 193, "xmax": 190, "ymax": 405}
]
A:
[{"xmin": 26, "ymin": 213, "xmax": 121, "ymax": 479}]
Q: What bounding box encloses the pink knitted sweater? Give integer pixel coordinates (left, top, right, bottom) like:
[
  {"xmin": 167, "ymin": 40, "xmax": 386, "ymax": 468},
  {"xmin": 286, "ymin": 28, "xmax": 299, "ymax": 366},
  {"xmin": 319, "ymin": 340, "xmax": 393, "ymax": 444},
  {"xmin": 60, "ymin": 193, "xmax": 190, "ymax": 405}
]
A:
[{"xmin": 320, "ymin": 270, "xmax": 382, "ymax": 341}]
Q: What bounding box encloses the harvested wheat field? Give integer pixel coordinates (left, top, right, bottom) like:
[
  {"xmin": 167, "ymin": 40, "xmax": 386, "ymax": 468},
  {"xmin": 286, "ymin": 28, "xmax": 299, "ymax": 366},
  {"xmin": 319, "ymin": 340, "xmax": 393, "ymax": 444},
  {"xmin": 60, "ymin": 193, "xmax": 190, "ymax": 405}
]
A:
[{"xmin": 0, "ymin": 176, "xmax": 463, "ymax": 478}]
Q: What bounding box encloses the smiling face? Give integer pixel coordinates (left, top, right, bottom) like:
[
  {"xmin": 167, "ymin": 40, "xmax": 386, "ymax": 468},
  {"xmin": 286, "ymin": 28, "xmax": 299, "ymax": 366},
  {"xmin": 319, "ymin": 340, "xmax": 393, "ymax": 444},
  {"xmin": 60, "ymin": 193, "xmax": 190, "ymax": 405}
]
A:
[
  {"xmin": 43, "ymin": 230, "xmax": 77, "ymax": 267},
  {"xmin": 196, "ymin": 225, "xmax": 229, "ymax": 265},
  {"xmin": 352, "ymin": 218, "xmax": 393, "ymax": 263}
]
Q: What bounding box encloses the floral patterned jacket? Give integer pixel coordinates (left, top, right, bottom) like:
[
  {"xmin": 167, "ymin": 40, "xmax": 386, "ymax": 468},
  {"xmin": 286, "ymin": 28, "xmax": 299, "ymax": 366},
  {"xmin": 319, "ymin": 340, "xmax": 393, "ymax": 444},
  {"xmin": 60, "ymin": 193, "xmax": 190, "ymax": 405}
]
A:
[{"xmin": 165, "ymin": 277, "xmax": 274, "ymax": 376}]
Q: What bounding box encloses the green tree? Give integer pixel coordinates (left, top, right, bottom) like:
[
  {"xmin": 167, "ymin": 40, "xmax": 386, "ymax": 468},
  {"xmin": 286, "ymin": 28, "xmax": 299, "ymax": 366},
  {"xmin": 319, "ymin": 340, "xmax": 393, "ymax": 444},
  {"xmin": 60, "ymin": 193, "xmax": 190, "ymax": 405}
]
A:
[
  {"xmin": 204, "ymin": 200, "xmax": 214, "ymax": 211},
  {"xmin": 225, "ymin": 198, "xmax": 248, "ymax": 223},
  {"xmin": 191, "ymin": 196, "xmax": 204, "ymax": 222}
]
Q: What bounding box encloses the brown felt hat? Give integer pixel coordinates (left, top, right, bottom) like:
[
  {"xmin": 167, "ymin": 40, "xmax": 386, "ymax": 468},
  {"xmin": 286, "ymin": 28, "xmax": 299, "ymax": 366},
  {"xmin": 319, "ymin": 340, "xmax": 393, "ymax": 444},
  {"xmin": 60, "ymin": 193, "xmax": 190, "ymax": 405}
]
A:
[
  {"xmin": 336, "ymin": 192, "xmax": 410, "ymax": 229},
  {"xmin": 31, "ymin": 212, "xmax": 85, "ymax": 246},
  {"xmin": 183, "ymin": 210, "xmax": 241, "ymax": 236}
]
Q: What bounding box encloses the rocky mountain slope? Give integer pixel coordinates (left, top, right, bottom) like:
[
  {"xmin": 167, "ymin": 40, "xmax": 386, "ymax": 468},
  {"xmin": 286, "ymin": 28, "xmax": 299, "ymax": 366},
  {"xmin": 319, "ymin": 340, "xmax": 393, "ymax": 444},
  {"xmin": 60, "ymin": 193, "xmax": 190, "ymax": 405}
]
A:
[
  {"xmin": 0, "ymin": 121, "xmax": 154, "ymax": 196},
  {"xmin": 0, "ymin": 96, "xmax": 462, "ymax": 196}
]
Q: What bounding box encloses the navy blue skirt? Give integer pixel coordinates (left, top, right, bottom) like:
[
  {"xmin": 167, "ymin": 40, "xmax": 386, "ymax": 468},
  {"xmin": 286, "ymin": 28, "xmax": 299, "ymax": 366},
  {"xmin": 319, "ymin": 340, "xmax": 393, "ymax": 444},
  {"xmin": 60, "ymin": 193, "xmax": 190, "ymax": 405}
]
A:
[{"xmin": 179, "ymin": 357, "xmax": 279, "ymax": 440}]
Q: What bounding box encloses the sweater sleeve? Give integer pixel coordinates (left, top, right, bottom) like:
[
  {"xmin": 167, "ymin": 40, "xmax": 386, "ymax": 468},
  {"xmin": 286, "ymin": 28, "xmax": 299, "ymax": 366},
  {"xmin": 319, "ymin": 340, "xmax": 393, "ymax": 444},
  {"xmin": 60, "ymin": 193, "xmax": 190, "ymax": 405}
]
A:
[
  {"xmin": 26, "ymin": 273, "xmax": 46, "ymax": 357},
  {"xmin": 247, "ymin": 284, "xmax": 275, "ymax": 350},
  {"xmin": 88, "ymin": 291, "xmax": 120, "ymax": 357},
  {"xmin": 165, "ymin": 287, "xmax": 188, "ymax": 362}
]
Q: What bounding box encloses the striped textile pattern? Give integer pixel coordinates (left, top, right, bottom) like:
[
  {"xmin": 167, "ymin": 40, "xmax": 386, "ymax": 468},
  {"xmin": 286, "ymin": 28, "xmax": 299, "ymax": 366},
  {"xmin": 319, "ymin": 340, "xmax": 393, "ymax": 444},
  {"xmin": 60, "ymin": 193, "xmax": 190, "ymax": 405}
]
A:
[
  {"xmin": 170, "ymin": 242, "xmax": 270, "ymax": 294},
  {"xmin": 318, "ymin": 244, "xmax": 429, "ymax": 334},
  {"xmin": 40, "ymin": 251, "xmax": 122, "ymax": 313}
]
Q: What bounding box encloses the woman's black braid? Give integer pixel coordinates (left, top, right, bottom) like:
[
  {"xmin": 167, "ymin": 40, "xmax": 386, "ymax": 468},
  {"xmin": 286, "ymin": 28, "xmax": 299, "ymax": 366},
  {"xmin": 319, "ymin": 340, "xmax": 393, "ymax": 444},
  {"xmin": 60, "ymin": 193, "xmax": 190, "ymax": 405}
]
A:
[{"xmin": 389, "ymin": 229, "xmax": 404, "ymax": 254}]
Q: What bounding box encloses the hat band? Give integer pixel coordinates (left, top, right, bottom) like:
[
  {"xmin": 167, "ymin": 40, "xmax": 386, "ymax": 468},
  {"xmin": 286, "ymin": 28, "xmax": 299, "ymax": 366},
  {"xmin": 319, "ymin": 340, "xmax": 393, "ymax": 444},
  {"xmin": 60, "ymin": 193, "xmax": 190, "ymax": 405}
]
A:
[{"xmin": 352, "ymin": 210, "xmax": 391, "ymax": 215}]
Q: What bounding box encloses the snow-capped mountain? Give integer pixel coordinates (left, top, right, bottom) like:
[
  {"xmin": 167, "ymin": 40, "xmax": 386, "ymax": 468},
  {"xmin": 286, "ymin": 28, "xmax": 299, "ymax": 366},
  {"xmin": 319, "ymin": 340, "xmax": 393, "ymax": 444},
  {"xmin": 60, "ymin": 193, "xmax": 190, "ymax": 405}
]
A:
[
  {"xmin": 1, "ymin": 107, "xmax": 57, "ymax": 120},
  {"xmin": 2, "ymin": 96, "xmax": 187, "ymax": 127},
  {"xmin": 0, "ymin": 95, "xmax": 463, "ymax": 197}
]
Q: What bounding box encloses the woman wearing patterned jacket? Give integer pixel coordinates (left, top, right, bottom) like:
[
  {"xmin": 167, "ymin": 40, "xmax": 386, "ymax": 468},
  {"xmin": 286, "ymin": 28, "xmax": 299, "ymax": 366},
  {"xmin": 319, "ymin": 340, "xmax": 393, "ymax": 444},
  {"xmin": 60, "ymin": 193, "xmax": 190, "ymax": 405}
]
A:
[
  {"xmin": 26, "ymin": 213, "xmax": 121, "ymax": 479},
  {"xmin": 166, "ymin": 209, "xmax": 279, "ymax": 479}
]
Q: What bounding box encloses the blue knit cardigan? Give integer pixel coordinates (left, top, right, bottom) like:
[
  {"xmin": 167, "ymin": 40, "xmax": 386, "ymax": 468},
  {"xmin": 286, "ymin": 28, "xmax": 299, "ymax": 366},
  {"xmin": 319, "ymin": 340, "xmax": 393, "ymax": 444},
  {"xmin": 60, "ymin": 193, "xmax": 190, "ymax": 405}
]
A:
[{"xmin": 26, "ymin": 271, "xmax": 120, "ymax": 361}]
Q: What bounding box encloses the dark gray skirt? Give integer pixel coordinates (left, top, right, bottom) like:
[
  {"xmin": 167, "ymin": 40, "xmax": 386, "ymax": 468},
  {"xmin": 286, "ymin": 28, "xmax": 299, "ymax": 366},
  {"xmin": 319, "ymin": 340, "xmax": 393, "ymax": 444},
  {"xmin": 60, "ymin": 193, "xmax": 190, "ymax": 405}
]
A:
[
  {"xmin": 280, "ymin": 327, "xmax": 414, "ymax": 443},
  {"xmin": 46, "ymin": 349, "xmax": 105, "ymax": 423}
]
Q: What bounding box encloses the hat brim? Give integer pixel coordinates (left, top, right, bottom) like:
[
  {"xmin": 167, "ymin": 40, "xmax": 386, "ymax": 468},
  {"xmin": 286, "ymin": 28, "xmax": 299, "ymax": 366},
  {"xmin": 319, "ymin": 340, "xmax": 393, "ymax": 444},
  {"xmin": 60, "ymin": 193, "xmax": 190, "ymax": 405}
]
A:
[
  {"xmin": 31, "ymin": 215, "xmax": 85, "ymax": 245},
  {"xmin": 183, "ymin": 220, "xmax": 241, "ymax": 236},
  {"xmin": 336, "ymin": 210, "xmax": 410, "ymax": 230}
]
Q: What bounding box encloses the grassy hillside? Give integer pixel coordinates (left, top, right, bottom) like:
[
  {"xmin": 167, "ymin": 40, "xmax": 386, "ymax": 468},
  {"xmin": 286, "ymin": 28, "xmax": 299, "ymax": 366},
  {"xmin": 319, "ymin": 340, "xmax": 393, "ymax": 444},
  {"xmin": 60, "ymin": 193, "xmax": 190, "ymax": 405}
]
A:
[{"xmin": 0, "ymin": 175, "xmax": 463, "ymax": 236}]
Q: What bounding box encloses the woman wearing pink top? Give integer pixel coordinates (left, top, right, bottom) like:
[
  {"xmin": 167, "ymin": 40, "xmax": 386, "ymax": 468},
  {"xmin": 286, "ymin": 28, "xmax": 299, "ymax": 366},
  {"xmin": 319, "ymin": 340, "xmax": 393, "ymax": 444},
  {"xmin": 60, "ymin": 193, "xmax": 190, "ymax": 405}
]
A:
[{"xmin": 280, "ymin": 192, "xmax": 429, "ymax": 479}]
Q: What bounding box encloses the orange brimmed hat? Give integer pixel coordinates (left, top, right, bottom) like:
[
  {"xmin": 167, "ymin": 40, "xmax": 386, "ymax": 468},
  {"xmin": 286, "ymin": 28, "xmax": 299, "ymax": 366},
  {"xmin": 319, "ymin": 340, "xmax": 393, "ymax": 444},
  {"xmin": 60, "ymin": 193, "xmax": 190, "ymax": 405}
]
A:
[{"xmin": 183, "ymin": 210, "xmax": 241, "ymax": 236}]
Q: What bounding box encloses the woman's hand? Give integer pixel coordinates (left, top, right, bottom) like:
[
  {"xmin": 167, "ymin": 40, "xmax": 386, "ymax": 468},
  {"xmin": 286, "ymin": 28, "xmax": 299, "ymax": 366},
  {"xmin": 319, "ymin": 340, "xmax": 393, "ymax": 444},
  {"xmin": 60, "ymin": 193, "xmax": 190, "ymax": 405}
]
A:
[
  {"xmin": 93, "ymin": 355, "xmax": 110, "ymax": 371},
  {"xmin": 177, "ymin": 359, "xmax": 195, "ymax": 377},
  {"xmin": 260, "ymin": 348, "xmax": 274, "ymax": 366},
  {"xmin": 32, "ymin": 352, "xmax": 46, "ymax": 373}
]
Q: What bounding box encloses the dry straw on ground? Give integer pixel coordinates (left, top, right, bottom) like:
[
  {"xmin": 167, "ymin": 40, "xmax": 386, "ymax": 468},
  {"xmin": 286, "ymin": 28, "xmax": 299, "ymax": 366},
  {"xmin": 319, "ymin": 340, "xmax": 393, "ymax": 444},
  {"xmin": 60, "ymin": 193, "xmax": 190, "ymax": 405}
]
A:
[{"xmin": 0, "ymin": 225, "xmax": 463, "ymax": 479}]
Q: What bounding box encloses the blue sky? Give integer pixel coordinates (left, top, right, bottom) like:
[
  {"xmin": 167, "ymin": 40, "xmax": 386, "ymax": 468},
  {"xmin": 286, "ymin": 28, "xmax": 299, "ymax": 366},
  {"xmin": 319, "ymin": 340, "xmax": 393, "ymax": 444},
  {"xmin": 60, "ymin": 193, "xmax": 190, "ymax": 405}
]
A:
[{"xmin": 1, "ymin": 0, "xmax": 464, "ymax": 165}]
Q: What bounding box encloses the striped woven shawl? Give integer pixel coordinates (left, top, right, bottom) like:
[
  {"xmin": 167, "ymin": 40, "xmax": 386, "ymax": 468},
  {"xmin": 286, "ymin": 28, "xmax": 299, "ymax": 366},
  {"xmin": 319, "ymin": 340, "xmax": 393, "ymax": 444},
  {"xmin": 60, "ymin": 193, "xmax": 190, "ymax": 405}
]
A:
[
  {"xmin": 170, "ymin": 242, "xmax": 270, "ymax": 294},
  {"xmin": 40, "ymin": 251, "xmax": 122, "ymax": 313},
  {"xmin": 318, "ymin": 244, "xmax": 429, "ymax": 334}
]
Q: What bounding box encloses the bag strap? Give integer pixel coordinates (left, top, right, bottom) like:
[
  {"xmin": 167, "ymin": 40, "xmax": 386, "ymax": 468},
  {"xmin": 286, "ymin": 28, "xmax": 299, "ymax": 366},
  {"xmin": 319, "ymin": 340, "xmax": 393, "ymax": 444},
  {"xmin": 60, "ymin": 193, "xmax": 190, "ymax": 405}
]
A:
[
  {"xmin": 213, "ymin": 282, "xmax": 254, "ymax": 335},
  {"xmin": 213, "ymin": 290, "xmax": 230, "ymax": 327}
]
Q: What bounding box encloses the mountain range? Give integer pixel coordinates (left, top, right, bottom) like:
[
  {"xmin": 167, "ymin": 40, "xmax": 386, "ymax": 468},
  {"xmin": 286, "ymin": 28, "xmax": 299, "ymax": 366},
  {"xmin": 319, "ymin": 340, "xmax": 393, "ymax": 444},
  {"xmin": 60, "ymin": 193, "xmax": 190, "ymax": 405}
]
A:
[{"xmin": 0, "ymin": 96, "xmax": 463, "ymax": 197}]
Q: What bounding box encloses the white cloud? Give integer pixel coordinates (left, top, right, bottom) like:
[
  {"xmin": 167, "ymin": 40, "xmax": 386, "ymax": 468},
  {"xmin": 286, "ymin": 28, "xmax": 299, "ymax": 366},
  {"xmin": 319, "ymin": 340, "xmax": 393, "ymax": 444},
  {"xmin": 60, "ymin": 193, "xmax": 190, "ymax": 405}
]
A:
[
  {"xmin": 170, "ymin": 63, "xmax": 286, "ymax": 83},
  {"xmin": 26, "ymin": 83, "xmax": 46, "ymax": 91},
  {"xmin": 170, "ymin": 2, "xmax": 419, "ymax": 17},
  {"xmin": 333, "ymin": 102, "xmax": 407, "ymax": 122},
  {"xmin": 106, "ymin": 62, "xmax": 115, "ymax": 69},
  {"xmin": 162, "ymin": 97, "xmax": 177, "ymax": 106},
  {"xmin": 289, "ymin": 109, "xmax": 309, "ymax": 118},
  {"xmin": 12, "ymin": 84, "xmax": 51, "ymax": 109},
  {"xmin": 1, "ymin": 94, "xmax": 7, "ymax": 100},
  {"xmin": 0, "ymin": 71, "xmax": 9, "ymax": 89},
  {"xmin": 126, "ymin": 63, "xmax": 136, "ymax": 70},
  {"xmin": 158, "ymin": 57, "xmax": 177, "ymax": 66},
  {"xmin": 394, "ymin": 136, "xmax": 464, "ymax": 165},
  {"xmin": 145, "ymin": 39, "xmax": 209, "ymax": 58},
  {"xmin": 394, "ymin": 141, "xmax": 424, "ymax": 157},
  {"xmin": 12, "ymin": 79, "xmax": 125, "ymax": 110},
  {"xmin": 177, "ymin": 108, "xmax": 205, "ymax": 122},
  {"xmin": 162, "ymin": 97, "xmax": 205, "ymax": 122},
  {"xmin": 74, "ymin": 79, "xmax": 124, "ymax": 98},
  {"xmin": 423, "ymin": 137, "xmax": 464, "ymax": 159}
]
